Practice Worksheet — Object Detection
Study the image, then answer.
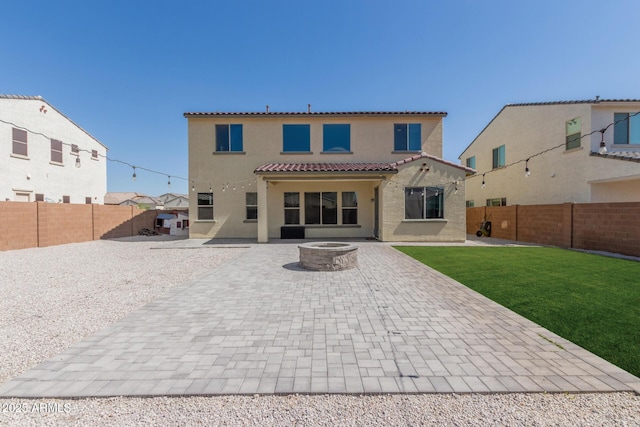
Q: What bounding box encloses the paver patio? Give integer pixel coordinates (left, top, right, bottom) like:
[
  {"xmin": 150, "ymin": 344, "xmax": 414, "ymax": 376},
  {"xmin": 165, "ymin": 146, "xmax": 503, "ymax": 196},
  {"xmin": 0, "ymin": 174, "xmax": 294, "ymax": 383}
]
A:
[{"xmin": 1, "ymin": 240, "xmax": 638, "ymax": 398}]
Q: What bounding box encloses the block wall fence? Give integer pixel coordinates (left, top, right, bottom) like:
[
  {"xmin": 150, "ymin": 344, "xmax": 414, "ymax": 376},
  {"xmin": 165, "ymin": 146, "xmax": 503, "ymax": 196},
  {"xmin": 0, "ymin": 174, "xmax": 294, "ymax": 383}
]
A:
[
  {"xmin": 0, "ymin": 202, "xmax": 156, "ymax": 251},
  {"xmin": 467, "ymin": 202, "xmax": 640, "ymax": 258}
]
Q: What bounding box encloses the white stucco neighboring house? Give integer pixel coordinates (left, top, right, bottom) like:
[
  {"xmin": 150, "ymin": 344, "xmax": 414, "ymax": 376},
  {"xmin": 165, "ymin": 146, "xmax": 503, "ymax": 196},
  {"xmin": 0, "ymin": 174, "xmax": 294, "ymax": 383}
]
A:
[
  {"xmin": 1, "ymin": 95, "xmax": 107, "ymax": 204},
  {"xmin": 459, "ymin": 99, "xmax": 640, "ymax": 206}
]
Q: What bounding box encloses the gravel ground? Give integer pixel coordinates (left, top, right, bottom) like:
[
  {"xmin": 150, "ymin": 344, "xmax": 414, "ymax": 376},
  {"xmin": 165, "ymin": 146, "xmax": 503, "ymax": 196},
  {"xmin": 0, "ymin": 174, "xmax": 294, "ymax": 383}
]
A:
[{"xmin": 1, "ymin": 237, "xmax": 639, "ymax": 426}]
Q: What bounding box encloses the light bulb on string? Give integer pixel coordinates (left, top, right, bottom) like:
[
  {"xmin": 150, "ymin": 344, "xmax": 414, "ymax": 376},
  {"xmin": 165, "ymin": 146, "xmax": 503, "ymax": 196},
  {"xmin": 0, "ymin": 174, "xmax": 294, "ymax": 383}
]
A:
[
  {"xmin": 75, "ymin": 155, "xmax": 81, "ymax": 168},
  {"xmin": 481, "ymin": 174, "xmax": 486, "ymax": 189},
  {"xmin": 191, "ymin": 181, "xmax": 195, "ymax": 192},
  {"xmin": 454, "ymin": 181, "xmax": 458, "ymax": 195},
  {"xmin": 132, "ymin": 167, "xmax": 137, "ymax": 182},
  {"xmin": 599, "ymin": 129, "xmax": 608, "ymax": 154},
  {"xmin": 525, "ymin": 159, "xmax": 531, "ymax": 177},
  {"xmin": 167, "ymin": 175, "xmax": 171, "ymax": 189}
]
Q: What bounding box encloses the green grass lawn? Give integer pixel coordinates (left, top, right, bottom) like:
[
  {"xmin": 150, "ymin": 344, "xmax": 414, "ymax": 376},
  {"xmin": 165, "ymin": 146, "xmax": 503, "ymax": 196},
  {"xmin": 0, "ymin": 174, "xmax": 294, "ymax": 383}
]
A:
[{"xmin": 395, "ymin": 246, "xmax": 640, "ymax": 378}]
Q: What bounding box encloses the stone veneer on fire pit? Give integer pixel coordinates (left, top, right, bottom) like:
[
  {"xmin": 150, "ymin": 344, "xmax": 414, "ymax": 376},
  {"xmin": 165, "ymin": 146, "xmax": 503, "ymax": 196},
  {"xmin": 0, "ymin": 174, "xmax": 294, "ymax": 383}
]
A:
[{"xmin": 298, "ymin": 242, "xmax": 358, "ymax": 271}]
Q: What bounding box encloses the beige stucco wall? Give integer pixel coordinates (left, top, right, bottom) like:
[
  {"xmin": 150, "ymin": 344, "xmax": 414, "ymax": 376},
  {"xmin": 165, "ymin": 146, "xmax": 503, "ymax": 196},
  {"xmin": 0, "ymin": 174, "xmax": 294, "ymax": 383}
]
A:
[
  {"xmin": 0, "ymin": 97, "xmax": 108, "ymax": 204},
  {"xmin": 380, "ymin": 159, "xmax": 467, "ymax": 242},
  {"xmin": 460, "ymin": 102, "xmax": 640, "ymax": 206},
  {"xmin": 188, "ymin": 114, "xmax": 447, "ymax": 239}
]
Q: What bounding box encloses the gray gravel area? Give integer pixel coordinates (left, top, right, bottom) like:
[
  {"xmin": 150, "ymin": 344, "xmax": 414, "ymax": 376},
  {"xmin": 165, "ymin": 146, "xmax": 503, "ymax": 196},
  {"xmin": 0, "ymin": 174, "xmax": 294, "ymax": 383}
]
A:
[{"xmin": 1, "ymin": 237, "xmax": 639, "ymax": 426}]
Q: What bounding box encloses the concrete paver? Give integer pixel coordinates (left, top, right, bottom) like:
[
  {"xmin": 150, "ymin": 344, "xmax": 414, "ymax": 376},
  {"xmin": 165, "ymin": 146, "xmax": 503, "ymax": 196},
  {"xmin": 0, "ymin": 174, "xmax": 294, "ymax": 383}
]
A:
[{"xmin": 0, "ymin": 241, "xmax": 638, "ymax": 397}]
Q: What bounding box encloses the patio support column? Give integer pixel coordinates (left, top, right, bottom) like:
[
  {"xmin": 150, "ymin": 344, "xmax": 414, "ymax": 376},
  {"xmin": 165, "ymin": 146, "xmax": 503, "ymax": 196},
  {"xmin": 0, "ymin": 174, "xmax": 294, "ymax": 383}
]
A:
[{"xmin": 257, "ymin": 177, "xmax": 269, "ymax": 243}]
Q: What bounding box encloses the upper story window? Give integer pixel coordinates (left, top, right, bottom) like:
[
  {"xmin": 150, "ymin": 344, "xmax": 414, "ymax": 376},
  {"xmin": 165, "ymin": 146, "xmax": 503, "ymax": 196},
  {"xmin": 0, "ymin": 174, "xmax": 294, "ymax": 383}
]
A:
[
  {"xmin": 91, "ymin": 149, "xmax": 98, "ymax": 159},
  {"xmin": 566, "ymin": 118, "xmax": 581, "ymax": 150},
  {"xmin": 405, "ymin": 187, "xmax": 443, "ymax": 220},
  {"xmin": 283, "ymin": 124, "xmax": 311, "ymax": 152},
  {"xmin": 466, "ymin": 156, "xmax": 476, "ymax": 169},
  {"xmin": 51, "ymin": 139, "xmax": 63, "ymax": 163},
  {"xmin": 12, "ymin": 128, "xmax": 28, "ymax": 157},
  {"xmin": 197, "ymin": 192, "xmax": 214, "ymax": 220},
  {"xmin": 614, "ymin": 112, "xmax": 640, "ymax": 145},
  {"xmin": 492, "ymin": 145, "xmax": 505, "ymax": 169},
  {"xmin": 71, "ymin": 144, "xmax": 79, "ymax": 154},
  {"xmin": 215, "ymin": 124, "xmax": 243, "ymax": 152},
  {"xmin": 486, "ymin": 198, "xmax": 507, "ymax": 207},
  {"xmin": 322, "ymin": 124, "xmax": 350, "ymax": 153},
  {"xmin": 394, "ymin": 124, "xmax": 421, "ymax": 151}
]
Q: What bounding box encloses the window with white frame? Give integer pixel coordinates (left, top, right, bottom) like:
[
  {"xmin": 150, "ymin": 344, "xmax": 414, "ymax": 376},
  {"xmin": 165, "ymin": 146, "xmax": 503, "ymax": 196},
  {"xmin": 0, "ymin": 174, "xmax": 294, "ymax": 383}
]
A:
[
  {"xmin": 246, "ymin": 192, "xmax": 257, "ymax": 220},
  {"xmin": 284, "ymin": 192, "xmax": 300, "ymax": 224},
  {"xmin": 12, "ymin": 128, "xmax": 28, "ymax": 157},
  {"xmin": 466, "ymin": 156, "xmax": 476, "ymax": 169},
  {"xmin": 342, "ymin": 192, "xmax": 358, "ymax": 224},
  {"xmin": 614, "ymin": 112, "xmax": 640, "ymax": 144},
  {"xmin": 405, "ymin": 187, "xmax": 443, "ymax": 219},
  {"xmin": 566, "ymin": 118, "xmax": 581, "ymax": 150},
  {"xmin": 486, "ymin": 198, "xmax": 507, "ymax": 206},
  {"xmin": 305, "ymin": 192, "xmax": 338, "ymax": 224},
  {"xmin": 492, "ymin": 145, "xmax": 505, "ymax": 169},
  {"xmin": 51, "ymin": 139, "xmax": 63, "ymax": 163},
  {"xmin": 197, "ymin": 192, "xmax": 214, "ymax": 220}
]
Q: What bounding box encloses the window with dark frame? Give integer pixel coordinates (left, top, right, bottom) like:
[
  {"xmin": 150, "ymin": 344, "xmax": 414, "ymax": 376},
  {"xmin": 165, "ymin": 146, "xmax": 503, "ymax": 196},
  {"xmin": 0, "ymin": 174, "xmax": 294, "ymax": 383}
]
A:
[
  {"xmin": 85, "ymin": 197, "xmax": 92, "ymax": 204},
  {"xmin": 466, "ymin": 200, "xmax": 475, "ymax": 208},
  {"xmin": 35, "ymin": 194, "xmax": 44, "ymax": 202},
  {"xmin": 322, "ymin": 124, "xmax": 350, "ymax": 152},
  {"xmin": 51, "ymin": 139, "xmax": 63, "ymax": 163},
  {"xmin": 283, "ymin": 124, "xmax": 311, "ymax": 152},
  {"xmin": 246, "ymin": 192, "xmax": 258, "ymax": 220},
  {"xmin": 71, "ymin": 144, "xmax": 79, "ymax": 154},
  {"xmin": 565, "ymin": 118, "xmax": 581, "ymax": 150},
  {"xmin": 405, "ymin": 187, "xmax": 444, "ymax": 219},
  {"xmin": 197, "ymin": 192, "xmax": 214, "ymax": 220},
  {"xmin": 215, "ymin": 124, "xmax": 243, "ymax": 152},
  {"xmin": 92, "ymin": 149, "xmax": 98, "ymax": 159},
  {"xmin": 284, "ymin": 192, "xmax": 300, "ymax": 224},
  {"xmin": 342, "ymin": 192, "xmax": 358, "ymax": 225},
  {"xmin": 62, "ymin": 195, "xmax": 70, "ymax": 204},
  {"xmin": 394, "ymin": 124, "xmax": 421, "ymax": 151},
  {"xmin": 12, "ymin": 128, "xmax": 28, "ymax": 157}
]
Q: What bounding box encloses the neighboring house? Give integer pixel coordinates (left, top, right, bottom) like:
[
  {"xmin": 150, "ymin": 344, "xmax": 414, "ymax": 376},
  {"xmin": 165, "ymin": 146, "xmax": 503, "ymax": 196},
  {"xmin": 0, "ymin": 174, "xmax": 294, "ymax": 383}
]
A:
[
  {"xmin": 460, "ymin": 99, "xmax": 640, "ymax": 207},
  {"xmin": 1, "ymin": 95, "xmax": 107, "ymax": 203},
  {"xmin": 105, "ymin": 192, "xmax": 161, "ymax": 210},
  {"xmin": 157, "ymin": 193, "xmax": 189, "ymax": 210},
  {"xmin": 185, "ymin": 110, "xmax": 473, "ymax": 242},
  {"xmin": 155, "ymin": 211, "xmax": 189, "ymax": 235}
]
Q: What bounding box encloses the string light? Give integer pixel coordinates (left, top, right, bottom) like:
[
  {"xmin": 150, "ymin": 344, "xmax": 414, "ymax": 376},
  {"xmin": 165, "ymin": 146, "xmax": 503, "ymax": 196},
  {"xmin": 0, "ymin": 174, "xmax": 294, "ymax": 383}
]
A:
[
  {"xmin": 191, "ymin": 181, "xmax": 195, "ymax": 192},
  {"xmin": 4, "ymin": 111, "xmax": 637, "ymax": 195},
  {"xmin": 525, "ymin": 159, "xmax": 531, "ymax": 177},
  {"xmin": 599, "ymin": 129, "xmax": 607, "ymax": 154}
]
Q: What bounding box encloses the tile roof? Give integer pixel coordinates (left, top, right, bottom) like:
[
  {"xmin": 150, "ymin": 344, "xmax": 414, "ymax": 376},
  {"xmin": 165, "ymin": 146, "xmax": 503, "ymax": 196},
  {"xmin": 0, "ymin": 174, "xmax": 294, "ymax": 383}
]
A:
[
  {"xmin": 184, "ymin": 111, "xmax": 447, "ymax": 117},
  {"xmin": 255, "ymin": 152, "xmax": 475, "ymax": 174},
  {"xmin": 255, "ymin": 162, "xmax": 396, "ymax": 173},
  {"xmin": 590, "ymin": 150, "xmax": 640, "ymax": 162}
]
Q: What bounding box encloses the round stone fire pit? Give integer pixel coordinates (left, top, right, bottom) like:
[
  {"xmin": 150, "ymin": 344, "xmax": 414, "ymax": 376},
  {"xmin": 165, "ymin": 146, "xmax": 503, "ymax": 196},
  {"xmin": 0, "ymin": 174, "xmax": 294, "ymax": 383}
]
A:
[{"xmin": 298, "ymin": 242, "xmax": 358, "ymax": 271}]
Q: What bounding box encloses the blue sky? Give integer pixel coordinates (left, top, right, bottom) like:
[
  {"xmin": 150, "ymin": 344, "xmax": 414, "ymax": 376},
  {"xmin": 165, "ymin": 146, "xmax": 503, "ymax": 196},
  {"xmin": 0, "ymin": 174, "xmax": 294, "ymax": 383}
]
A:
[{"xmin": 3, "ymin": 0, "xmax": 639, "ymax": 196}]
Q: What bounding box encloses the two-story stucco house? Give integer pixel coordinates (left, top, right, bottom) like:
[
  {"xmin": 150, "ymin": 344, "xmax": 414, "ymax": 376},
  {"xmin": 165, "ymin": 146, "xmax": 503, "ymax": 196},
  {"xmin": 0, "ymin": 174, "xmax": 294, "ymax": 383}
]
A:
[
  {"xmin": 460, "ymin": 99, "xmax": 640, "ymax": 207},
  {"xmin": 1, "ymin": 95, "xmax": 107, "ymax": 204},
  {"xmin": 185, "ymin": 109, "xmax": 473, "ymax": 242}
]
